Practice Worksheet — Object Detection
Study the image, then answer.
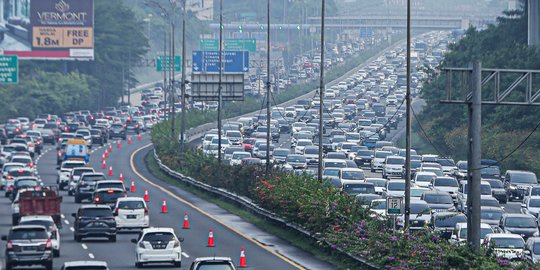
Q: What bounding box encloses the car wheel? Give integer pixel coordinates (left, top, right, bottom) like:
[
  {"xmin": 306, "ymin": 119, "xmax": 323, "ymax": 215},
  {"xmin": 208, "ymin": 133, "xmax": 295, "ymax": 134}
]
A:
[
  {"xmin": 75, "ymin": 196, "xmax": 81, "ymax": 203},
  {"xmin": 110, "ymin": 235, "xmax": 116, "ymax": 242},
  {"xmin": 174, "ymin": 261, "xmax": 181, "ymax": 267},
  {"xmin": 11, "ymin": 216, "xmax": 18, "ymax": 225},
  {"xmin": 5, "ymin": 262, "xmax": 13, "ymax": 270},
  {"xmin": 53, "ymin": 249, "xmax": 60, "ymax": 257},
  {"xmin": 371, "ymin": 168, "xmax": 375, "ymax": 173},
  {"xmin": 45, "ymin": 261, "xmax": 53, "ymax": 270},
  {"xmin": 74, "ymin": 234, "xmax": 81, "ymax": 242},
  {"xmin": 135, "ymin": 262, "xmax": 143, "ymax": 268}
]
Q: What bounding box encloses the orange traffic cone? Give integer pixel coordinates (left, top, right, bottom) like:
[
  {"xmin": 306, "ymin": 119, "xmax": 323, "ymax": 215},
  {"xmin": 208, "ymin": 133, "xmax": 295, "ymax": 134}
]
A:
[
  {"xmin": 108, "ymin": 144, "xmax": 113, "ymax": 152},
  {"xmin": 104, "ymin": 149, "xmax": 109, "ymax": 158},
  {"xmin": 119, "ymin": 173, "xmax": 124, "ymax": 181},
  {"xmin": 161, "ymin": 198, "xmax": 168, "ymax": 213},
  {"xmin": 102, "ymin": 160, "xmax": 107, "ymax": 169},
  {"xmin": 207, "ymin": 229, "xmax": 215, "ymax": 247},
  {"xmin": 182, "ymin": 212, "xmax": 190, "ymax": 229},
  {"xmin": 239, "ymin": 247, "xmax": 247, "ymax": 268},
  {"xmin": 137, "ymin": 134, "xmax": 142, "ymax": 141},
  {"xmin": 108, "ymin": 166, "xmax": 113, "ymax": 176},
  {"xmin": 127, "ymin": 136, "xmax": 132, "ymax": 144},
  {"xmin": 144, "ymin": 188, "xmax": 149, "ymax": 202},
  {"xmin": 117, "ymin": 140, "xmax": 121, "ymax": 149},
  {"xmin": 101, "ymin": 154, "xmax": 105, "ymax": 163},
  {"xmin": 130, "ymin": 179, "xmax": 136, "ymax": 193}
]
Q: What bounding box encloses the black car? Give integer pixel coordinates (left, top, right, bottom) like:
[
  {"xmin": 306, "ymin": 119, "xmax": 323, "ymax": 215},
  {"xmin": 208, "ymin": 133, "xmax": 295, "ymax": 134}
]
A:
[
  {"xmin": 74, "ymin": 173, "xmax": 106, "ymax": 203},
  {"xmin": 430, "ymin": 212, "xmax": 467, "ymax": 240},
  {"xmin": 109, "ymin": 124, "xmax": 126, "ymax": 140},
  {"xmin": 124, "ymin": 119, "xmax": 140, "ymax": 134},
  {"xmin": 4, "ymin": 122, "xmax": 22, "ymax": 139},
  {"xmin": 72, "ymin": 205, "xmax": 117, "ymax": 242},
  {"xmin": 354, "ymin": 149, "xmax": 373, "ymax": 166},
  {"xmin": 504, "ymin": 170, "xmax": 539, "ymax": 201},
  {"xmin": 92, "ymin": 188, "xmax": 125, "ymax": 209},
  {"xmin": 2, "ymin": 225, "xmax": 54, "ymax": 270},
  {"xmin": 67, "ymin": 123, "xmax": 80, "ymax": 133},
  {"xmin": 90, "ymin": 129, "xmax": 105, "ymax": 146},
  {"xmin": 499, "ymin": 213, "xmax": 539, "ymax": 239},
  {"xmin": 0, "ymin": 128, "xmax": 7, "ymax": 144}
]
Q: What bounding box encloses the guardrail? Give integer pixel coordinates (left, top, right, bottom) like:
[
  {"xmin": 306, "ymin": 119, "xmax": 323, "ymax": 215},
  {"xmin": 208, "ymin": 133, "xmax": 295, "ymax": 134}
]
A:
[{"xmin": 152, "ymin": 149, "xmax": 379, "ymax": 270}]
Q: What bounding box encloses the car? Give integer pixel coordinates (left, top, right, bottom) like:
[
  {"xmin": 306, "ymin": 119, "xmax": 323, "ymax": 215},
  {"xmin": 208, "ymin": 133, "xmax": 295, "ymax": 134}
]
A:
[
  {"xmin": 430, "ymin": 177, "xmax": 459, "ymax": 202},
  {"xmin": 90, "ymin": 129, "xmax": 106, "ymax": 146},
  {"xmin": 456, "ymin": 180, "xmax": 493, "ymax": 212},
  {"xmin": 365, "ymin": 178, "xmax": 387, "ymax": 195},
  {"xmin": 524, "ymin": 237, "xmax": 540, "ymax": 264},
  {"xmin": 421, "ymin": 190, "xmax": 456, "ymax": 212},
  {"xmin": 397, "ymin": 200, "xmax": 432, "ymax": 231},
  {"xmin": 10, "ymin": 177, "xmax": 42, "ymax": 201},
  {"xmin": 355, "ymin": 194, "xmax": 382, "ymax": 208},
  {"xmin": 125, "ymin": 119, "xmax": 141, "ymax": 134},
  {"xmin": 499, "ymin": 213, "xmax": 540, "ymax": 239},
  {"xmin": 92, "ymin": 188, "xmax": 125, "ymax": 209},
  {"xmin": 353, "ymin": 149, "xmax": 373, "ymax": 167},
  {"xmin": 72, "ymin": 205, "xmax": 117, "ymax": 242},
  {"xmin": 132, "ymin": 227, "xmax": 183, "ymax": 268},
  {"xmin": 70, "ymin": 172, "xmax": 105, "ymax": 197},
  {"xmin": 109, "ymin": 123, "xmax": 127, "ymax": 140},
  {"xmin": 521, "ymin": 196, "xmax": 540, "ymax": 218},
  {"xmin": 2, "ymin": 225, "xmax": 54, "ymax": 270},
  {"xmin": 370, "ymin": 150, "xmax": 392, "ymax": 172},
  {"xmin": 481, "ymin": 206, "xmax": 504, "ymax": 228},
  {"xmin": 430, "ymin": 212, "xmax": 467, "ymax": 239},
  {"xmin": 57, "ymin": 160, "xmax": 86, "ymax": 190},
  {"xmin": 340, "ymin": 168, "xmax": 366, "ymax": 181},
  {"xmin": 342, "ymin": 181, "xmax": 375, "ymax": 196},
  {"xmin": 189, "ymin": 257, "xmax": 236, "ymax": 270},
  {"xmin": 382, "ymin": 156, "xmax": 405, "ymax": 179},
  {"xmin": 229, "ymin": 151, "xmax": 252, "ymax": 166},
  {"xmin": 483, "ymin": 233, "xmax": 525, "ymax": 260},
  {"xmin": 5, "ymin": 168, "xmax": 35, "ymax": 197},
  {"xmin": 285, "ymin": 154, "xmax": 307, "ymax": 169},
  {"xmin": 384, "ymin": 180, "xmax": 406, "ymax": 197},
  {"xmin": 61, "ymin": 261, "xmax": 109, "ymax": 270},
  {"xmin": 369, "ymin": 199, "xmax": 387, "ymax": 217},
  {"xmin": 18, "ymin": 215, "xmax": 61, "ymax": 257},
  {"xmin": 504, "ymin": 170, "xmax": 539, "ymax": 201},
  {"xmin": 75, "ymin": 129, "xmax": 93, "ymax": 148},
  {"xmin": 484, "ymin": 178, "xmax": 507, "ymax": 203},
  {"xmin": 449, "ymin": 222, "xmax": 494, "ymax": 245},
  {"xmin": 114, "ymin": 197, "xmax": 149, "ymax": 230}
]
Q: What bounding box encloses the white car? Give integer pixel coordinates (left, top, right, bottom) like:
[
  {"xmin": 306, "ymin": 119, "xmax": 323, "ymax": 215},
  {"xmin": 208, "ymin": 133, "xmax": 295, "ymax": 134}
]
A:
[
  {"xmin": 382, "ymin": 156, "xmax": 405, "ymax": 179},
  {"xmin": 230, "ymin": 152, "xmax": 252, "ymax": 166},
  {"xmin": 132, "ymin": 227, "xmax": 183, "ymax": 268},
  {"xmin": 57, "ymin": 160, "xmax": 86, "ymax": 190},
  {"xmin": 294, "ymin": 139, "xmax": 313, "ymax": 155},
  {"xmin": 413, "ymin": 172, "xmax": 437, "ymax": 188},
  {"xmin": 370, "ymin": 150, "xmax": 392, "ymax": 172},
  {"xmin": 483, "ymin": 233, "xmax": 525, "ymax": 260},
  {"xmin": 19, "ymin": 215, "xmax": 61, "ymax": 257},
  {"xmin": 115, "ymin": 197, "xmax": 149, "ymax": 230},
  {"xmin": 431, "ymin": 176, "xmax": 459, "ymax": 202},
  {"xmin": 369, "ymin": 199, "xmax": 387, "ymax": 217}
]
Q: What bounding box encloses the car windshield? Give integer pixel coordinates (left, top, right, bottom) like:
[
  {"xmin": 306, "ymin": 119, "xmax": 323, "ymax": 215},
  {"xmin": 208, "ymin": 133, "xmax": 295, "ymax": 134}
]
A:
[
  {"xmin": 512, "ymin": 172, "xmax": 537, "ymax": 184},
  {"xmin": 16, "ymin": 180, "xmax": 39, "ymax": 187},
  {"xmin": 19, "ymin": 220, "xmax": 55, "ymax": 231},
  {"xmin": 481, "ymin": 199, "xmax": 500, "ymax": 207},
  {"xmin": 324, "ymin": 169, "xmax": 340, "ymax": 177},
  {"xmin": 528, "ymin": 199, "xmax": 540, "ymax": 208},
  {"xmin": 117, "ymin": 200, "xmax": 145, "ymax": 209},
  {"xmin": 505, "ymin": 217, "xmax": 537, "ymax": 228},
  {"xmin": 410, "ymin": 203, "xmax": 430, "ymax": 215},
  {"xmin": 388, "ymin": 181, "xmax": 405, "ymax": 191},
  {"xmin": 80, "ymin": 208, "xmax": 112, "ymax": 217},
  {"xmin": 10, "ymin": 228, "xmax": 48, "ymax": 240},
  {"xmin": 434, "ymin": 214, "xmax": 466, "ymax": 227},
  {"xmin": 342, "ymin": 171, "xmax": 365, "ymax": 180},
  {"xmin": 438, "ymin": 159, "xmax": 455, "ymax": 166},
  {"xmin": 371, "ymin": 200, "xmax": 386, "ymax": 210},
  {"xmin": 232, "ymin": 153, "xmax": 250, "ymax": 159},
  {"xmin": 304, "ymin": 148, "xmax": 318, "ymax": 155},
  {"xmin": 343, "ymin": 184, "xmax": 374, "ymax": 195},
  {"xmin": 424, "ymin": 194, "xmax": 452, "ymax": 204},
  {"xmin": 357, "ymin": 150, "xmax": 372, "ymax": 156},
  {"xmin": 481, "ymin": 166, "xmax": 500, "ymax": 176},
  {"xmin": 411, "ymin": 188, "xmax": 427, "ymax": 198},
  {"xmin": 297, "ymin": 141, "xmax": 312, "ymax": 146},
  {"xmin": 485, "ymin": 179, "xmax": 503, "ymax": 189},
  {"xmin": 481, "ymin": 210, "xmax": 503, "ymax": 221},
  {"xmin": 287, "ymin": 156, "xmax": 306, "ymax": 162},
  {"xmin": 459, "ymin": 228, "xmax": 492, "ymax": 239},
  {"xmin": 97, "ymin": 182, "xmax": 123, "ymax": 189},
  {"xmin": 142, "ymin": 232, "xmax": 175, "ymax": 242},
  {"xmin": 416, "ymin": 174, "xmax": 435, "ymax": 182},
  {"xmin": 366, "ymin": 179, "xmax": 386, "ymax": 187},
  {"xmin": 434, "ymin": 178, "xmax": 458, "ymax": 187},
  {"xmin": 492, "ymin": 238, "xmax": 524, "ymax": 249},
  {"xmin": 387, "ymin": 158, "xmax": 405, "ymax": 165}
]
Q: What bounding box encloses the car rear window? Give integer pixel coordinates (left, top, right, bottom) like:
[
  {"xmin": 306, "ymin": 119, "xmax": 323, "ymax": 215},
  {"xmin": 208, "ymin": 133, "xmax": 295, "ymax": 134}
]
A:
[
  {"xmin": 81, "ymin": 175, "xmax": 106, "ymax": 181},
  {"xmin": 117, "ymin": 200, "xmax": 145, "ymax": 210},
  {"xmin": 80, "ymin": 208, "xmax": 112, "ymax": 217},
  {"xmin": 64, "ymin": 266, "xmax": 108, "ymax": 270},
  {"xmin": 195, "ymin": 262, "xmax": 235, "ymax": 270},
  {"xmin": 9, "ymin": 170, "xmax": 32, "ymax": 177},
  {"xmin": 97, "ymin": 183, "xmax": 124, "ymax": 189},
  {"xmin": 142, "ymin": 232, "xmax": 175, "ymax": 242},
  {"xmin": 10, "ymin": 228, "xmax": 48, "ymax": 240},
  {"xmin": 95, "ymin": 190, "xmax": 123, "ymax": 202},
  {"xmin": 74, "ymin": 169, "xmax": 94, "ymax": 176}
]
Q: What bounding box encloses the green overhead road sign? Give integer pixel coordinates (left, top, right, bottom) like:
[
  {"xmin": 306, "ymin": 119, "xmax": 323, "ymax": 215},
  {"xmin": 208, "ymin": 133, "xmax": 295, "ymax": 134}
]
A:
[
  {"xmin": 225, "ymin": 38, "xmax": 256, "ymax": 52},
  {"xmin": 156, "ymin": 55, "xmax": 181, "ymax": 72},
  {"xmin": 200, "ymin": 38, "xmax": 257, "ymax": 52},
  {"xmin": 0, "ymin": 55, "xmax": 18, "ymax": 84},
  {"xmin": 200, "ymin": 39, "xmax": 219, "ymax": 51}
]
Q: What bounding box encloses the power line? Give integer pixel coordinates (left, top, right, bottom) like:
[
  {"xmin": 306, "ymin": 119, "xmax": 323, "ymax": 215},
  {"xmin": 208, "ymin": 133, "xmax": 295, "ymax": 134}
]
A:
[{"xmin": 410, "ymin": 106, "xmax": 447, "ymax": 157}]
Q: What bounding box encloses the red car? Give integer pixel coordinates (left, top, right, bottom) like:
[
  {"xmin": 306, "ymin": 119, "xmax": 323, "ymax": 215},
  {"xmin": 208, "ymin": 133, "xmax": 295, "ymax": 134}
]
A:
[{"xmin": 242, "ymin": 138, "xmax": 256, "ymax": 152}]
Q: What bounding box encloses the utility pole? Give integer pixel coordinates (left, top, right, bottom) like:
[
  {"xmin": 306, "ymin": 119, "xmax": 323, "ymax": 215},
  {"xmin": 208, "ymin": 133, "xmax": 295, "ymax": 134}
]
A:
[
  {"xmin": 170, "ymin": 22, "xmax": 176, "ymax": 138},
  {"xmin": 529, "ymin": 0, "xmax": 540, "ymax": 46},
  {"xmin": 467, "ymin": 61, "xmax": 482, "ymax": 253},
  {"xmin": 180, "ymin": 0, "xmax": 187, "ymax": 159},
  {"xmin": 163, "ymin": 30, "xmax": 168, "ymax": 121},
  {"xmin": 404, "ymin": 0, "xmax": 412, "ymax": 228},
  {"xmin": 317, "ymin": 0, "xmax": 325, "ymax": 183},
  {"xmin": 217, "ymin": 0, "xmax": 223, "ymax": 164},
  {"xmin": 265, "ymin": 0, "xmax": 271, "ymax": 174}
]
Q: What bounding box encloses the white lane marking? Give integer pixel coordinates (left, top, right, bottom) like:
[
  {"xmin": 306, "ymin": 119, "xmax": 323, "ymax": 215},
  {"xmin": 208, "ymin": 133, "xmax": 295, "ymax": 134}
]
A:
[
  {"xmin": 181, "ymin": 252, "xmax": 190, "ymax": 258},
  {"xmin": 81, "ymin": 244, "xmax": 88, "ymax": 250},
  {"xmin": 64, "ymin": 220, "xmax": 69, "ymax": 225},
  {"xmin": 88, "ymin": 253, "xmax": 95, "ymax": 259},
  {"xmin": 61, "ymin": 214, "xmax": 65, "ymax": 219},
  {"xmin": 69, "ymin": 227, "xmax": 74, "ymax": 232}
]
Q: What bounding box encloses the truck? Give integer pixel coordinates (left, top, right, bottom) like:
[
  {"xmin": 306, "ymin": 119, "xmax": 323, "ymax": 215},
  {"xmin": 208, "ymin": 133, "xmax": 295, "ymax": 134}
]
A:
[
  {"xmin": 63, "ymin": 139, "xmax": 89, "ymax": 163},
  {"xmin": 12, "ymin": 187, "xmax": 62, "ymax": 228}
]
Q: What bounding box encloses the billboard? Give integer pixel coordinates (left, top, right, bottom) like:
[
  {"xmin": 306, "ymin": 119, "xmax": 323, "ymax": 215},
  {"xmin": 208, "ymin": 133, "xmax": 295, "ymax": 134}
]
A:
[{"xmin": 0, "ymin": 0, "xmax": 94, "ymax": 60}]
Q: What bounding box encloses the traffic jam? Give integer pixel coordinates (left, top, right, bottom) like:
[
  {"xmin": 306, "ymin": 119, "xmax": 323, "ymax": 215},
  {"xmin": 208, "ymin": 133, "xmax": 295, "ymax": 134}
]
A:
[{"xmin": 1, "ymin": 29, "xmax": 540, "ymax": 269}]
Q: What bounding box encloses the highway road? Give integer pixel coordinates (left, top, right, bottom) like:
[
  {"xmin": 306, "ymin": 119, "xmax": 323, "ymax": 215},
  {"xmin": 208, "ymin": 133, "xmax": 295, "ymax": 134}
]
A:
[{"xmin": 0, "ymin": 133, "xmax": 336, "ymax": 269}]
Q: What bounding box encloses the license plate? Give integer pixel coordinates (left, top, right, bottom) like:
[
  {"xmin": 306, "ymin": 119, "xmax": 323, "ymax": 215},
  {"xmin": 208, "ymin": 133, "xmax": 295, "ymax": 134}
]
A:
[
  {"xmin": 23, "ymin": 246, "xmax": 37, "ymax": 251},
  {"xmin": 126, "ymin": 215, "xmax": 137, "ymax": 219}
]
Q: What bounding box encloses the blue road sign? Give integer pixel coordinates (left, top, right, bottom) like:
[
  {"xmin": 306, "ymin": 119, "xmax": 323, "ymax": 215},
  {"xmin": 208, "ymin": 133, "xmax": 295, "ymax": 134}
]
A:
[
  {"xmin": 360, "ymin": 28, "xmax": 374, "ymax": 38},
  {"xmin": 192, "ymin": 51, "xmax": 249, "ymax": 73}
]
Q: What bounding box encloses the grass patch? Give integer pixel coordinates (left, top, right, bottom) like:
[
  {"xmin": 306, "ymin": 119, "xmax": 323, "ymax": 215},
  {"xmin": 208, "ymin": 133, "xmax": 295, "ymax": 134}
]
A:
[{"xmin": 144, "ymin": 151, "xmax": 364, "ymax": 270}]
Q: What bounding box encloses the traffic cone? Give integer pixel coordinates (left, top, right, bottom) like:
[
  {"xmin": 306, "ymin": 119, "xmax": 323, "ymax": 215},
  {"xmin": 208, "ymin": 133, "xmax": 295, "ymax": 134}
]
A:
[
  {"xmin": 119, "ymin": 173, "xmax": 124, "ymax": 181},
  {"xmin": 101, "ymin": 154, "xmax": 105, "ymax": 163},
  {"xmin": 161, "ymin": 198, "xmax": 168, "ymax": 213},
  {"xmin": 239, "ymin": 247, "xmax": 247, "ymax": 268},
  {"xmin": 108, "ymin": 166, "xmax": 113, "ymax": 176},
  {"xmin": 207, "ymin": 229, "xmax": 215, "ymax": 247},
  {"xmin": 104, "ymin": 149, "xmax": 109, "ymax": 158},
  {"xmin": 116, "ymin": 140, "xmax": 121, "ymax": 149},
  {"xmin": 127, "ymin": 136, "xmax": 132, "ymax": 144},
  {"xmin": 102, "ymin": 160, "xmax": 107, "ymax": 169},
  {"xmin": 108, "ymin": 144, "xmax": 113, "ymax": 153},
  {"xmin": 144, "ymin": 188, "xmax": 149, "ymax": 202},
  {"xmin": 137, "ymin": 134, "xmax": 142, "ymax": 141},
  {"xmin": 130, "ymin": 179, "xmax": 136, "ymax": 193},
  {"xmin": 182, "ymin": 212, "xmax": 190, "ymax": 229}
]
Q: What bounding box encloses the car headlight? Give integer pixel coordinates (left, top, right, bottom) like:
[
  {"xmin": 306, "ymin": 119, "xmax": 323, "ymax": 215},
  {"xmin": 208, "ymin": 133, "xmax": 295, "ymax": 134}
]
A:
[{"xmin": 509, "ymin": 185, "xmax": 516, "ymax": 190}]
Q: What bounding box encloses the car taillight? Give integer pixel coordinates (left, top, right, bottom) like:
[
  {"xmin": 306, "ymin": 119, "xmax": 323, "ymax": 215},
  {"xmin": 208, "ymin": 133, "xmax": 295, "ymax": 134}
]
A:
[
  {"xmin": 7, "ymin": 176, "xmax": 12, "ymax": 180},
  {"xmin": 135, "ymin": 124, "xmax": 139, "ymax": 128},
  {"xmin": 39, "ymin": 239, "xmax": 52, "ymax": 251},
  {"xmin": 37, "ymin": 141, "xmax": 41, "ymax": 145},
  {"xmin": 144, "ymin": 207, "xmax": 149, "ymax": 215},
  {"xmin": 58, "ymin": 151, "xmax": 62, "ymax": 157},
  {"xmin": 28, "ymin": 163, "xmax": 34, "ymax": 168},
  {"xmin": 6, "ymin": 240, "xmax": 13, "ymax": 251},
  {"xmin": 114, "ymin": 208, "xmax": 119, "ymax": 215},
  {"xmin": 95, "ymin": 197, "xmax": 101, "ymax": 202},
  {"xmin": 58, "ymin": 138, "xmax": 62, "ymax": 142},
  {"xmin": 173, "ymin": 240, "xmax": 180, "ymax": 248}
]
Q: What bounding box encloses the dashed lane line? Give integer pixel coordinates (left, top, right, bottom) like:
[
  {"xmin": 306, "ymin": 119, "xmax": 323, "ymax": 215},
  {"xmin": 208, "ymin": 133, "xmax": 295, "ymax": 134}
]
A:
[
  {"xmin": 81, "ymin": 244, "xmax": 88, "ymax": 250},
  {"xmin": 88, "ymin": 253, "xmax": 95, "ymax": 259},
  {"xmin": 181, "ymin": 252, "xmax": 190, "ymax": 258}
]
